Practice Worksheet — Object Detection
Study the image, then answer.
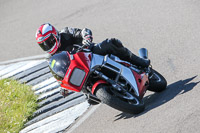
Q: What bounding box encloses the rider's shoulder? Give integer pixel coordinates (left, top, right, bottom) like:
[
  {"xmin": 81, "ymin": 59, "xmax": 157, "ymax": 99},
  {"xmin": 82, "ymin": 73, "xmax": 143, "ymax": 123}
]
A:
[
  {"xmin": 59, "ymin": 27, "xmax": 68, "ymax": 33},
  {"xmin": 60, "ymin": 27, "xmax": 75, "ymax": 34}
]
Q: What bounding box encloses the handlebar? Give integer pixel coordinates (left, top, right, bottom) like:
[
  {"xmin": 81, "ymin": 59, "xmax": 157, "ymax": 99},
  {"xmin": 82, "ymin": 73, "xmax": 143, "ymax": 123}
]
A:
[{"xmin": 71, "ymin": 40, "xmax": 92, "ymax": 54}]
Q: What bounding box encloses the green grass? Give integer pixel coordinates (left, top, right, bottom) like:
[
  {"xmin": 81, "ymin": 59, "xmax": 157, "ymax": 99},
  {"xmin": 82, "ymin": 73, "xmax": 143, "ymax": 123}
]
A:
[{"xmin": 0, "ymin": 79, "xmax": 38, "ymax": 133}]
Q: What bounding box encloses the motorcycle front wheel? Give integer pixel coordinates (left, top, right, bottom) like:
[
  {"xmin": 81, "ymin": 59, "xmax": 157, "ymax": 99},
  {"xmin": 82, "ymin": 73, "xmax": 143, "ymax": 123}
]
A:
[
  {"xmin": 148, "ymin": 69, "xmax": 167, "ymax": 92},
  {"xmin": 95, "ymin": 85, "xmax": 145, "ymax": 114}
]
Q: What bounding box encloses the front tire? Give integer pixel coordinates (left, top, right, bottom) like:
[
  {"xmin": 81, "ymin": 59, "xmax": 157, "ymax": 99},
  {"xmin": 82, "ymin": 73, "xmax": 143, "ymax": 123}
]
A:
[
  {"xmin": 95, "ymin": 85, "xmax": 145, "ymax": 114},
  {"xmin": 148, "ymin": 69, "xmax": 167, "ymax": 92}
]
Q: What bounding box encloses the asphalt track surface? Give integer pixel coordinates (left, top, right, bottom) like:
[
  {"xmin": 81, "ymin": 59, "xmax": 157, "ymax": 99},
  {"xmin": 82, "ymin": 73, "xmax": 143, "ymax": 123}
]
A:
[{"xmin": 1, "ymin": 0, "xmax": 200, "ymax": 133}]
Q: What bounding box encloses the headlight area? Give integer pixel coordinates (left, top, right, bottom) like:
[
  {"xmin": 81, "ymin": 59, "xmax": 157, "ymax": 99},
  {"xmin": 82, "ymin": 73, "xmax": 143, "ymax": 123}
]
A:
[{"xmin": 69, "ymin": 68, "xmax": 86, "ymax": 87}]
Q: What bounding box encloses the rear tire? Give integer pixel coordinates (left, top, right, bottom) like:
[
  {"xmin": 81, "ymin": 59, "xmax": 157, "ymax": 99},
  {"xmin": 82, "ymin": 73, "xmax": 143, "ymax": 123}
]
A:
[
  {"xmin": 95, "ymin": 85, "xmax": 145, "ymax": 114},
  {"xmin": 148, "ymin": 69, "xmax": 167, "ymax": 92}
]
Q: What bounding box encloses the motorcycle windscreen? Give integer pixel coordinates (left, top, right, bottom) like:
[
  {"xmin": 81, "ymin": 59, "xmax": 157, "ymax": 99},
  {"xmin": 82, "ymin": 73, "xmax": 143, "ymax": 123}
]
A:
[
  {"xmin": 139, "ymin": 48, "xmax": 148, "ymax": 59},
  {"xmin": 48, "ymin": 51, "xmax": 71, "ymax": 81}
]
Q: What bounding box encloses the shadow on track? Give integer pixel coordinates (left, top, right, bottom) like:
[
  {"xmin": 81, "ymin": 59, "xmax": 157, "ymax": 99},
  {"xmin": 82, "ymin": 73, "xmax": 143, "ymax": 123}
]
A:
[{"xmin": 114, "ymin": 76, "xmax": 200, "ymax": 121}]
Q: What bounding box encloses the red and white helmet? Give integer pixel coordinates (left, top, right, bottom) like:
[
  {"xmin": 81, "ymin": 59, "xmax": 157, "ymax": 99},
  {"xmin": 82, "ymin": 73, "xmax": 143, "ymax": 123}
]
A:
[{"xmin": 36, "ymin": 23, "xmax": 60, "ymax": 54}]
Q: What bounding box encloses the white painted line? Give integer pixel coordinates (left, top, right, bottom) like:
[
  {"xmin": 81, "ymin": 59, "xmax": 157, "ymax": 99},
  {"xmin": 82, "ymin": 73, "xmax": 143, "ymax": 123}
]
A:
[
  {"xmin": 0, "ymin": 61, "xmax": 30, "ymax": 77},
  {"xmin": 0, "ymin": 65, "xmax": 7, "ymax": 71},
  {"xmin": 37, "ymin": 87, "xmax": 60, "ymax": 100},
  {"xmin": 0, "ymin": 54, "xmax": 48, "ymax": 65},
  {"xmin": 32, "ymin": 77, "xmax": 57, "ymax": 91},
  {"xmin": 1, "ymin": 60, "xmax": 45, "ymax": 79},
  {"xmin": 35, "ymin": 82, "xmax": 60, "ymax": 95},
  {"xmin": 66, "ymin": 104, "xmax": 101, "ymax": 133},
  {"xmin": 20, "ymin": 102, "xmax": 90, "ymax": 133}
]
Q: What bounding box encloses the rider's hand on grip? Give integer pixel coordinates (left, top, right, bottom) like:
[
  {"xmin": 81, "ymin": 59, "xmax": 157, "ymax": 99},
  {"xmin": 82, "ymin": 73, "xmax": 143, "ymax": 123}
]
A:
[
  {"xmin": 82, "ymin": 38, "xmax": 92, "ymax": 47},
  {"xmin": 82, "ymin": 35, "xmax": 92, "ymax": 47}
]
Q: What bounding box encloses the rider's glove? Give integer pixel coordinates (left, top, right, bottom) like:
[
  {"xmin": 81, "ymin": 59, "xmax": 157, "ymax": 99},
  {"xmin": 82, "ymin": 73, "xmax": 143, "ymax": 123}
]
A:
[
  {"xmin": 81, "ymin": 28, "xmax": 93, "ymax": 46},
  {"xmin": 82, "ymin": 35, "xmax": 93, "ymax": 46}
]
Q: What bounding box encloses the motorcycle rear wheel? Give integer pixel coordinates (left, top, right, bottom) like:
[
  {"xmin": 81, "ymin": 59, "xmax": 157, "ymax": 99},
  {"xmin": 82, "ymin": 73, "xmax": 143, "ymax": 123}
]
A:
[
  {"xmin": 95, "ymin": 85, "xmax": 145, "ymax": 114},
  {"xmin": 148, "ymin": 69, "xmax": 167, "ymax": 92}
]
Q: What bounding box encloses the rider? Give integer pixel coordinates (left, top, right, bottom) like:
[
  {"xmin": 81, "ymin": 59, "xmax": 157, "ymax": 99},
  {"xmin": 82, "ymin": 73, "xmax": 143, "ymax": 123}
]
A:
[{"xmin": 35, "ymin": 23, "xmax": 150, "ymax": 68}]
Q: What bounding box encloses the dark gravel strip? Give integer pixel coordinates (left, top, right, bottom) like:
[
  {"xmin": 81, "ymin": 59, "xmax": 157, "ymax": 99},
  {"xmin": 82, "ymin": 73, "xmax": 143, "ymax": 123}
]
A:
[
  {"xmin": 13, "ymin": 61, "xmax": 48, "ymax": 80},
  {"xmin": 26, "ymin": 73, "xmax": 53, "ymax": 86},
  {"xmin": 19, "ymin": 67, "xmax": 50, "ymax": 84},
  {"xmin": 33, "ymin": 92, "xmax": 83, "ymax": 117}
]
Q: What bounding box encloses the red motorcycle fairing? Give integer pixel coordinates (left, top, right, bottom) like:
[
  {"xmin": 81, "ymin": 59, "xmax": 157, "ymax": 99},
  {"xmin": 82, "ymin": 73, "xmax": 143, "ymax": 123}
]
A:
[
  {"xmin": 132, "ymin": 70, "xmax": 149, "ymax": 98},
  {"xmin": 91, "ymin": 80, "xmax": 107, "ymax": 94},
  {"xmin": 61, "ymin": 52, "xmax": 92, "ymax": 92}
]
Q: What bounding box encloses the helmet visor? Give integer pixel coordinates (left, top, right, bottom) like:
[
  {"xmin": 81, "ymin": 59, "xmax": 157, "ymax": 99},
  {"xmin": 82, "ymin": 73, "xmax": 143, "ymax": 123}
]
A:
[{"xmin": 39, "ymin": 34, "xmax": 56, "ymax": 51}]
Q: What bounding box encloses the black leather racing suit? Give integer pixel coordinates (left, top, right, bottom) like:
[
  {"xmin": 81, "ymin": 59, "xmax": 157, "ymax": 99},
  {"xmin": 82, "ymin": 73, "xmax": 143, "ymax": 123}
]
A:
[{"xmin": 55, "ymin": 27, "xmax": 149, "ymax": 67}]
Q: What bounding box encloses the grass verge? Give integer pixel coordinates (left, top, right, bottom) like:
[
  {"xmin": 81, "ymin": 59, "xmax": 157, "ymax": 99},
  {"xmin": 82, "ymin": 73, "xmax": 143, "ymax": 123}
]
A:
[{"xmin": 0, "ymin": 79, "xmax": 38, "ymax": 133}]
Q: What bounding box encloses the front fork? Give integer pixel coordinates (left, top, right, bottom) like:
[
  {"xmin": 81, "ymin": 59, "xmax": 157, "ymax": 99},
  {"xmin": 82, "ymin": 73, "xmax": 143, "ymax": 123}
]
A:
[{"xmin": 85, "ymin": 79, "xmax": 107, "ymax": 104}]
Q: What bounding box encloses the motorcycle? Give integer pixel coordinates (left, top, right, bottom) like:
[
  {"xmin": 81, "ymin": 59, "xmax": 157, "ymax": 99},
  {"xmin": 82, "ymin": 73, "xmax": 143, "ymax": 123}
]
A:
[{"xmin": 48, "ymin": 42, "xmax": 167, "ymax": 114}]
